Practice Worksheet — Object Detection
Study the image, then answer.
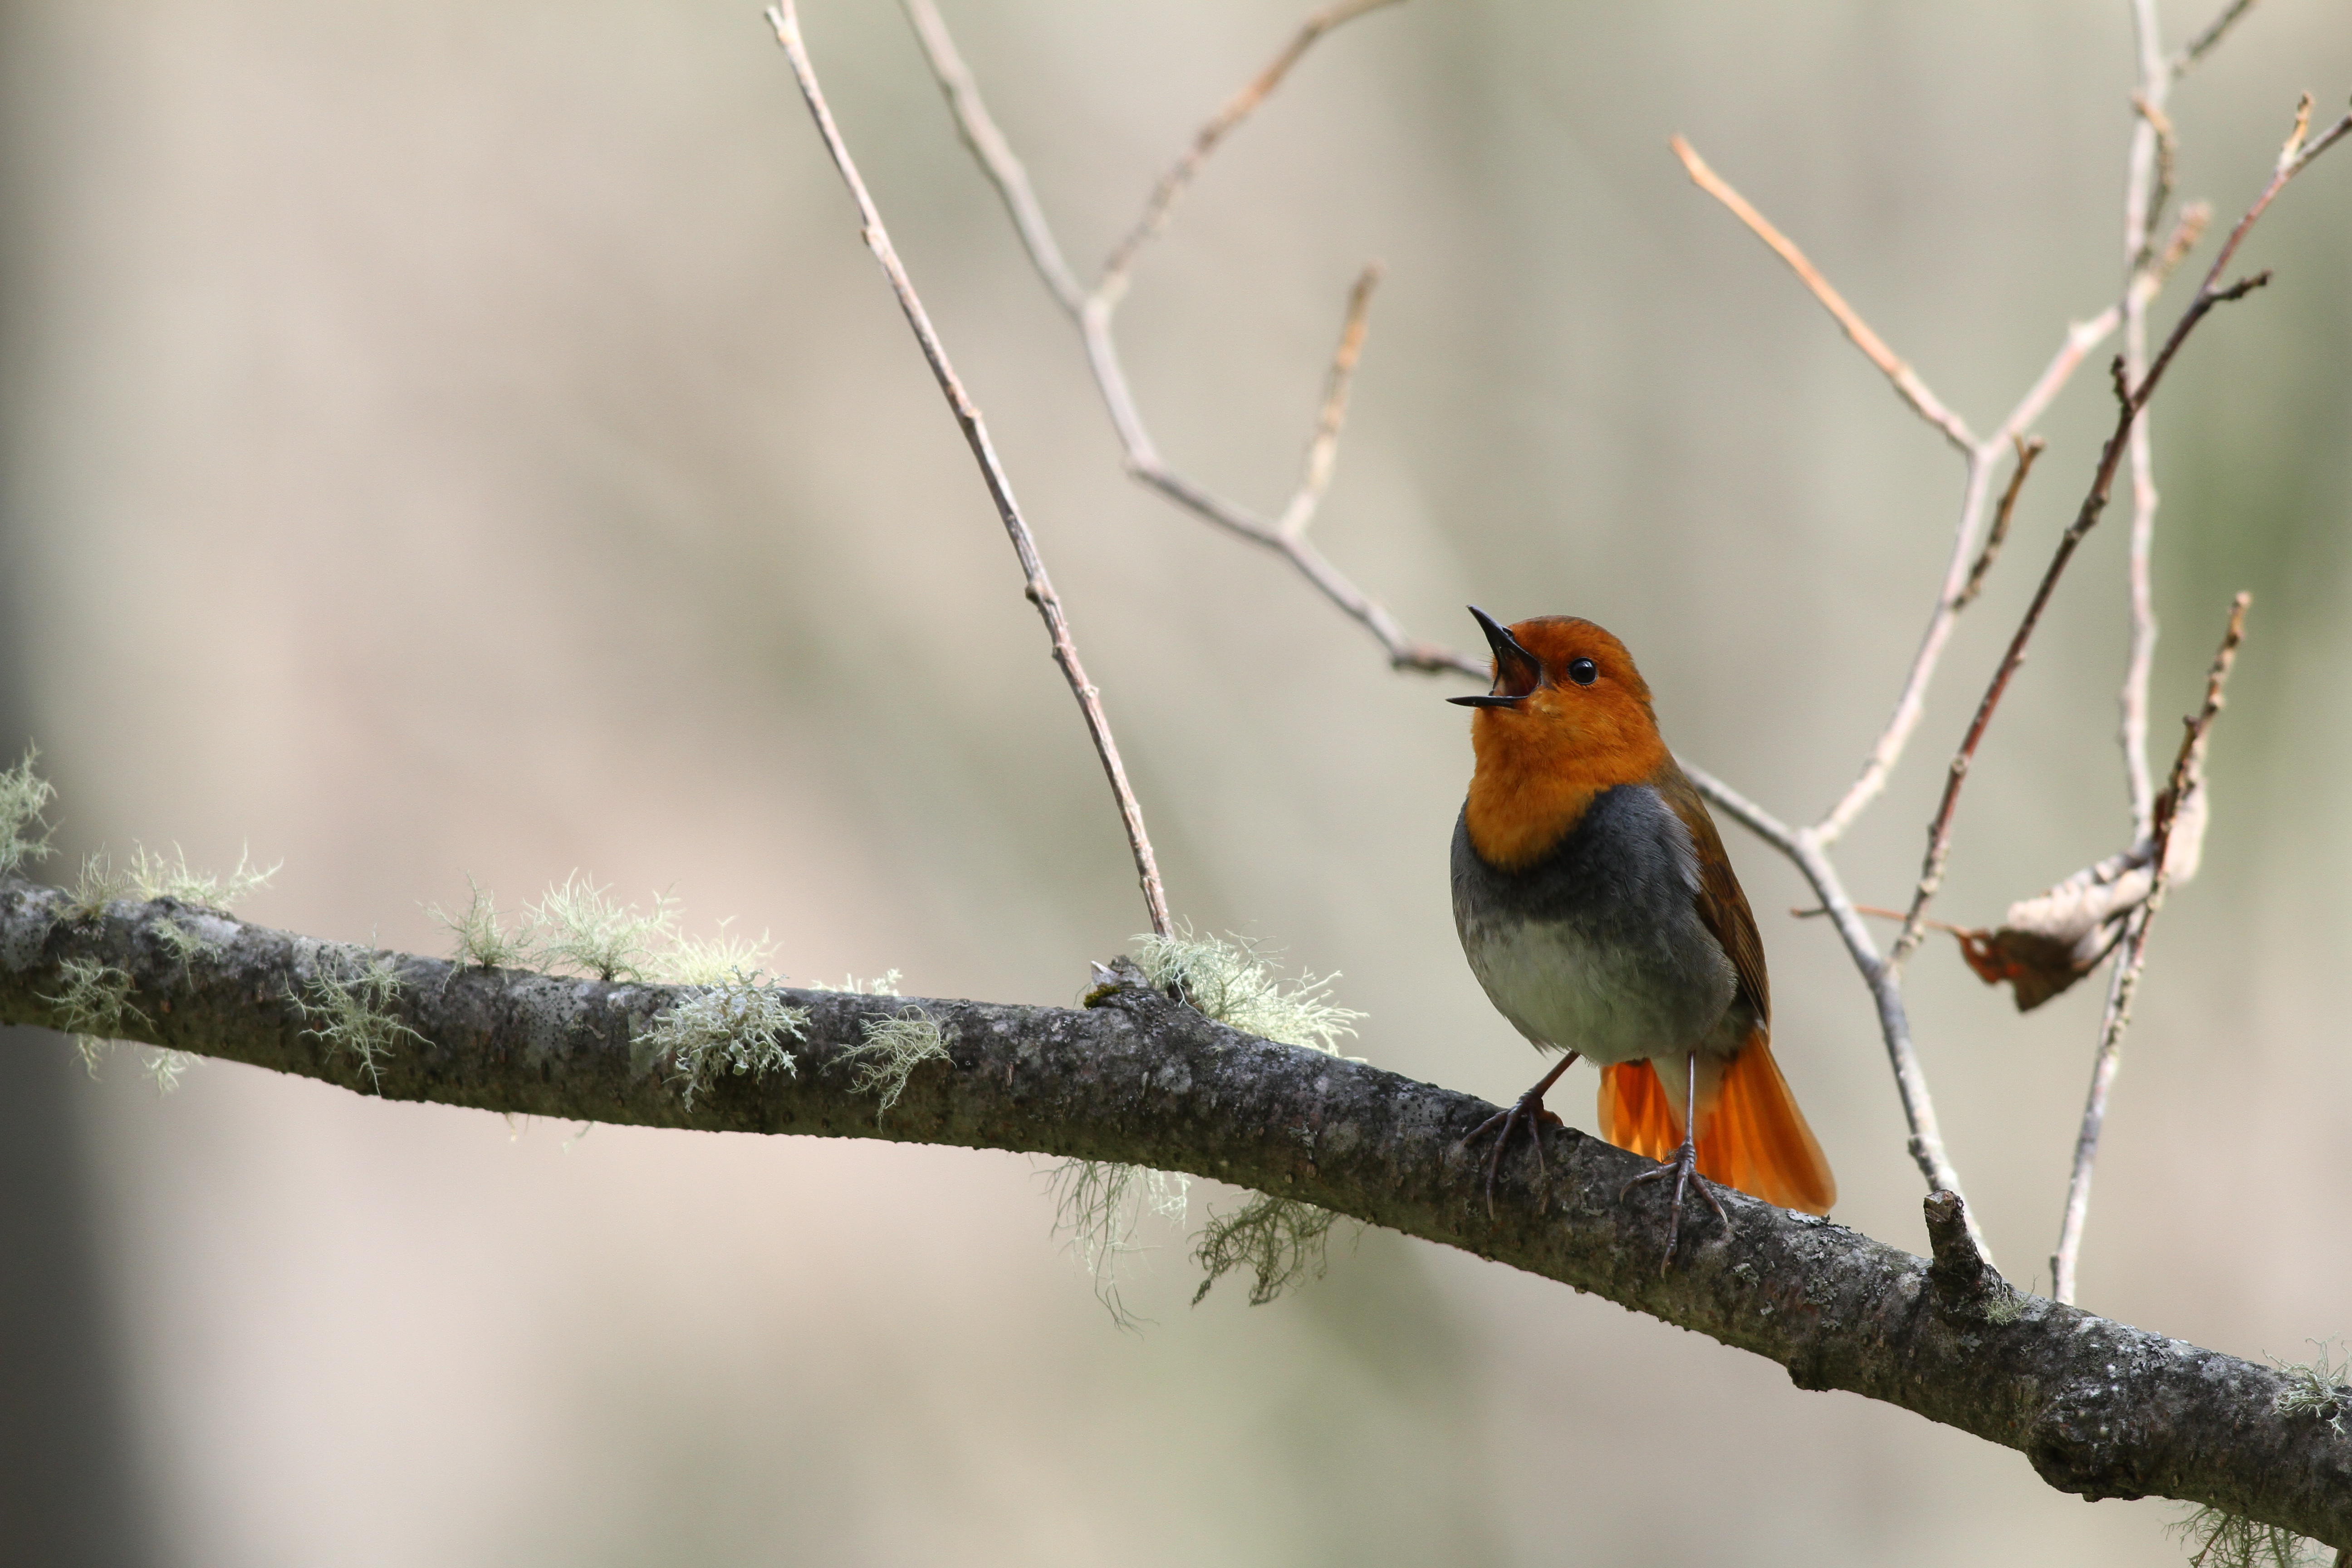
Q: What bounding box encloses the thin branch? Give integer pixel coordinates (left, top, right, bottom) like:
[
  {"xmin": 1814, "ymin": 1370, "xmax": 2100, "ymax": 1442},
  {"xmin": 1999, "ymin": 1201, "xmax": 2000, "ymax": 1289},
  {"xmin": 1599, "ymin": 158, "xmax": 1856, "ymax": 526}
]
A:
[
  {"xmin": 1097, "ymin": 0, "xmax": 1405, "ymax": 300},
  {"xmin": 1669, "ymin": 135, "xmax": 1975, "ymax": 454},
  {"xmin": 1810, "ymin": 204, "xmax": 2202, "ymax": 847},
  {"xmin": 2052, "ymin": 593, "xmax": 2248, "ymax": 1305},
  {"xmin": 2175, "ymin": 0, "xmax": 2261, "ymax": 78},
  {"xmin": 899, "ymin": 0, "xmax": 1085, "ymax": 314},
  {"xmin": 768, "ymin": 2, "xmax": 1172, "ymax": 937},
  {"xmin": 1893, "ymin": 105, "xmax": 2345, "ymax": 962},
  {"xmin": 2112, "ymin": 202, "xmax": 2210, "ymax": 832},
  {"xmin": 1681, "ymin": 764, "xmax": 1986, "ymax": 1256},
  {"xmin": 1790, "ymin": 903, "xmax": 1980, "ymax": 939},
  {"xmin": 2119, "ymin": 0, "xmax": 2173, "ymax": 835},
  {"xmin": 1955, "ymin": 436, "xmax": 2045, "ymax": 611},
  {"xmin": 1677, "ymin": 760, "xmax": 1797, "ymax": 855},
  {"xmin": 902, "ymin": 0, "xmax": 1480, "ymax": 676},
  {"xmin": 1277, "ymin": 262, "xmax": 1382, "ymax": 539},
  {"xmin": 11, "ymin": 879, "xmax": 2350, "ymax": 1544}
]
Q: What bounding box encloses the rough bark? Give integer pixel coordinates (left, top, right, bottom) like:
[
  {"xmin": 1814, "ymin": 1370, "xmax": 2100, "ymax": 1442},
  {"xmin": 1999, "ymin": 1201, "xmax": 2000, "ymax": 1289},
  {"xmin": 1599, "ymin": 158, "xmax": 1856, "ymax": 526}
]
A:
[{"xmin": 3, "ymin": 876, "xmax": 2345, "ymax": 1545}]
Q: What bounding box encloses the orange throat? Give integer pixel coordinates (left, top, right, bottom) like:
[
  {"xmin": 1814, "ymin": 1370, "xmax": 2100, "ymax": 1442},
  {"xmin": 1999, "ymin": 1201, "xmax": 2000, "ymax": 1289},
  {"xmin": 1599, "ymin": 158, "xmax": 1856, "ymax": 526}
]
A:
[{"xmin": 1463, "ymin": 708, "xmax": 1669, "ymax": 871}]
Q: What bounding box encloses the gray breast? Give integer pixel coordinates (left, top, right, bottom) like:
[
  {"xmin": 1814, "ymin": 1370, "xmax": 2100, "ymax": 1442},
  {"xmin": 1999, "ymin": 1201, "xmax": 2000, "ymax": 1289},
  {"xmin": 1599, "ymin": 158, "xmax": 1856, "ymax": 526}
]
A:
[{"xmin": 1452, "ymin": 784, "xmax": 1740, "ymax": 1064}]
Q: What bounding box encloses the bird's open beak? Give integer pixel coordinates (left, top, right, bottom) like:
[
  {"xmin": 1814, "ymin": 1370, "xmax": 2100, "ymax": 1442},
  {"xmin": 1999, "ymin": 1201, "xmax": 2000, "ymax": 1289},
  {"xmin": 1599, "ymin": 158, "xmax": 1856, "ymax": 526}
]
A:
[{"xmin": 1449, "ymin": 605, "xmax": 1541, "ymax": 708}]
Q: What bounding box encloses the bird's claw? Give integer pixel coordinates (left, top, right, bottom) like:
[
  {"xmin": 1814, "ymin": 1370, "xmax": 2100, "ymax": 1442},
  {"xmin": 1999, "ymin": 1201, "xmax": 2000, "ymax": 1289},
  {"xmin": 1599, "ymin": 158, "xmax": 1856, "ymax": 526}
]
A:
[
  {"xmin": 1620, "ymin": 1137, "xmax": 1732, "ymax": 1269},
  {"xmin": 1458, "ymin": 1091, "xmax": 1563, "ymax": 1217}
]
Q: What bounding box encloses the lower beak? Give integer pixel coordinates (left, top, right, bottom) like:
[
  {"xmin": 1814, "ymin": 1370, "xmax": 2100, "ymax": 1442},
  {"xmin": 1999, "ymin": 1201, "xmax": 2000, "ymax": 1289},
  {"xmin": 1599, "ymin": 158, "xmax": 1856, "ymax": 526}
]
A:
[{"xmin": 1453, "ymin": 604, "xmax": 1541, "ymax": 707}]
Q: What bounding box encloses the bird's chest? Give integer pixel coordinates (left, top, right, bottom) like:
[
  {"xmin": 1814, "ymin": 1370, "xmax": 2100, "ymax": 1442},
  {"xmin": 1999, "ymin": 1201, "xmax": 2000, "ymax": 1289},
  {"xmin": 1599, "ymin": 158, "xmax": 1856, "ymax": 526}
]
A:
[{"xmin": 1452, "ymin": 786, "xmax": 1739, "ymax": 1063}]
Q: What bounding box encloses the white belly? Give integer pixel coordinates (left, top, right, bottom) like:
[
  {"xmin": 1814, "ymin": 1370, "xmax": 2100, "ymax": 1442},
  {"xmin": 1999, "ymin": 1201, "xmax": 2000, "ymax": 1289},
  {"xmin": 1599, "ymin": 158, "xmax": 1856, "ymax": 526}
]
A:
[{"xmin": 1461, "ymin": 915, "xmax": 1735, "ymax": 1067}]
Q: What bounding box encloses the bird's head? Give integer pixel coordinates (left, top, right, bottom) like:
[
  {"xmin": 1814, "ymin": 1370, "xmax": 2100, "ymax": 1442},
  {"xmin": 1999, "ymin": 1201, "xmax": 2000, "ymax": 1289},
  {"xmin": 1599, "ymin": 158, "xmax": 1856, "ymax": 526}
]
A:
[{"xmin": 1453, "ymin": 608, "xmax": 1669, "ymax": 867}]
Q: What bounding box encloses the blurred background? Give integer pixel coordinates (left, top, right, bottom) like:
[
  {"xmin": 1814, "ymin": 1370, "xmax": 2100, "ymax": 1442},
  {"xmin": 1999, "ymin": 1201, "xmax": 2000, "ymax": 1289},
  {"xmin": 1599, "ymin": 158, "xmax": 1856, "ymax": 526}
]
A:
[{"xmin": 2, "ymin": 1, "xmax": 2348, "ymax": 1563}]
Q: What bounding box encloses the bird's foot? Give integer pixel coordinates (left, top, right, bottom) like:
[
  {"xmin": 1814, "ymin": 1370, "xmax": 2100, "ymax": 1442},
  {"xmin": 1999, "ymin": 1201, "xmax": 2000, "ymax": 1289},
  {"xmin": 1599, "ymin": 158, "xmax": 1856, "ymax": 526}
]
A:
[
  {"xmin": 1620, "ymin": 1134, "xmax": 1732, "ymax": 1269},
  {"xmin": 1458, "ymin": 1087, "xmax": 1565, "ymax": 1218}
]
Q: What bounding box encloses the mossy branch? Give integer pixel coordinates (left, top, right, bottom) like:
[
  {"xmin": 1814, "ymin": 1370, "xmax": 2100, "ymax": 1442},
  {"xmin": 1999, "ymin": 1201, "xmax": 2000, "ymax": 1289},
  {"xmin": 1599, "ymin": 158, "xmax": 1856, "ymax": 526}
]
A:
[{"xmin": 2, "ymin": 873, "xmax": 2348, "ymax": 1548}]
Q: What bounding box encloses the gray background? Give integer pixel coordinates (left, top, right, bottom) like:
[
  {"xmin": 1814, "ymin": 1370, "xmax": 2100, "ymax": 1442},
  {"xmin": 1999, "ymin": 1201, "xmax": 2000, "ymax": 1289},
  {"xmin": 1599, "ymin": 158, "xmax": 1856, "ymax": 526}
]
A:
[{"xmin": 3, "ymin": 1, "xmax": 2349, "ymax": 1563}]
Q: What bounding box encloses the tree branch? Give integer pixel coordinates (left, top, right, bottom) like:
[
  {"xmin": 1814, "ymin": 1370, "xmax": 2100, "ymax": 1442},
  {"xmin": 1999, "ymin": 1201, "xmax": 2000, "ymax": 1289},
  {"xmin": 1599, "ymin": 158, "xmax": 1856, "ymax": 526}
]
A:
[
  {"xmin": 1096, "ymin": 0, "xmax": 1405, "ymax": 300},
  {"xmin": 768, "ymin": 1, "xmax": 1172, "ymax": 938},
  {"xmin": 2, "ymin": 874, "xmax": 2346, "ymax": 1546},
  {"xmin": 1668, "ymin": 135, "xmax": 1975, "ymax": 454},
  {"xmin": 901, "ymin": 0, "xmax": 1482, "ymax": 677},
  {"xmin": 1894, "ymin": 102, "xmax": 2347, "ymax": 962},
  {"xmin": 2052, "ymin": 592, "xmax": 2249, "ymax": 1305}
]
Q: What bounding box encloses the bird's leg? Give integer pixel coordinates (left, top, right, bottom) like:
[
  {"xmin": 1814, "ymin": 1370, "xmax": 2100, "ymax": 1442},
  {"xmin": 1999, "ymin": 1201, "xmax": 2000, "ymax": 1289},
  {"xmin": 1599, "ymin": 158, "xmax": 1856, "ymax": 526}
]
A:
[
  {"xmin": 1620, "ymin": 1049, "xmax": 1732, "ymax": 1267},
  {"xmin": 1458, "ymin": 1051, "xmax": 1578, "ymax": 1217}
]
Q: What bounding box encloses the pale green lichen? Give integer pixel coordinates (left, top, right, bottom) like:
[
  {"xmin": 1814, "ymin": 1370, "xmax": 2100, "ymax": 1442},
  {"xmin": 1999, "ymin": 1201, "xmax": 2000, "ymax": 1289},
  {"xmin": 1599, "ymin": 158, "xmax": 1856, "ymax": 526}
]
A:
[
  {"xmin": 290, "ymin": 949, "xmax": 424, "ymax": 1094},
  {"xmin": 2272, "ymin": 1338, "xmax": 2350, "ymax": 1433},
  {"xmin": 640, "ymin": 972, "xmax": 808, "ymax": 1111},
  {"xmin": 0, "ymin": 747, "xmax": 57, "ymax": 877},
  {"xmin": 65, "ymin": 851, "xmax": 138, "ymax": 922},
  {"xmin": 436, "ymin": 870, "xmax": 785, "ymax": 991},
  {"xmin": 1130, "ymin": 928, "xmax": 1366, "ymax": 1309},
  {"xmin": 655, "ymin": 923, "xmax": 779, "ymax": 988},
  {"xmin": 816, "ymin": 969, "xmax": 902, "ymax": 997},
  {"xmin": 2166, "ymin": 1342, "xmax": 2349, "ymax": 1568},
  {"xmin": 1191, "ymin": 1191, "xmax": 1340, "ymax": 1307},
  {"xmin": 1047, "ymin": 1157, "xmax": 1192, "ymax": 1329},
  {"xmin": 127, "ymin": 842, "xmax": 276, "ymax": 910},
  {"xmin": 42, "ymin": 956, "xmax": 149, "ymax": 1078},
  {"xmin": 142, "ymin": 1048, "xmax": 198, "ymax": 1095},
  {"xmin": 429, "ymin": 877, "xmax": 538, "ymax": 970},
  {"xmin": 528, "ymin": 872, "xmax": 679, "ymax": 982},
  {"xmin": 829, "ymin": 1004, "xmax": 948, "ymax": 1120},
  {"xmin": 2166, "ymin": 1508, "xmax": 2327, "ymax": 1568},
  {"xmin": 64, "ymin": 841, "xmax": 274, "ymax": 922},
  {"xmin": 1982, "ymin": 1287, "xmax": 2029, "ymax": 1326},
  {"xmin": 1132, "ymin": 928, "xmax": 1363, "ymax": 1057},
  {"xmin": 155, "ymin": 916, "xmax": 225, "ymax": 984}
]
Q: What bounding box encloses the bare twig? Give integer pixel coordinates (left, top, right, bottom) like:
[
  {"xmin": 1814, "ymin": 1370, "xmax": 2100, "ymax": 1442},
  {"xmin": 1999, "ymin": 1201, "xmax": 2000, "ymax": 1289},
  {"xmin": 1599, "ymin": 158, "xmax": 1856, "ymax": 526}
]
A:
[
  {"xmin": 2175, "ymin": 0, "xmax": 2261, "ymax": 76},
  {"xmin": 2052, "ymin": 593, "xmax": 2248, "ymax": 1304},
  {"xmin": 2112, "ymin": 203, "xmax": 2211, "ymax": 825},
  {"xmin": 2119, "ymin": 0, "xmax": 2173, "ymax": 835},
  {"xmin": 1895, "ymin": 105, "xmax": 2345, "ymax": 964},
  {"xmin": 902, "ymin": 0, "xmax": 1478, "ymax": 676},
  {"xmin": 1669, "ymin": 135, "xmax": 1975, "ymax": 454},
  {"xmin": 1681, "ymin": 763, "xmax": 1989, "ymax": 1258},
  {"xmin": 899, "ymin": 0, "xmax": 1084, "ymax": 313},
  {"xmin": 769, "ymin": 1, "xmax": 1172, "ymax": 937},
  {"xmin": 1098, "ymin": 0, "xmax": 1405, "ymax": 299},
  {"xmin": 1810, "ymin": 206, "xmax": 2204, "ymax": 847},
  {"xmin": 1278, "ymin": 262, "xmax": 1382, "ymax": 539},
  {"xmin": 1791, "ymin": 903, "xmax": 1980, "ymax": 939},
  {"xmin": 1955, "ymin": 437, "xmax": 2045, "ymax": 610}
]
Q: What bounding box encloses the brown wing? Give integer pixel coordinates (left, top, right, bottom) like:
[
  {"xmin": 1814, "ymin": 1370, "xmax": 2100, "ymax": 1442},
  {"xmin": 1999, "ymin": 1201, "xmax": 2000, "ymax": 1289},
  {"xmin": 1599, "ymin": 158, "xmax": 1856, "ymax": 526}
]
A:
[{"xmin": 1649, "ymin": 761, "xmax": 1770, "ymax": 1031}]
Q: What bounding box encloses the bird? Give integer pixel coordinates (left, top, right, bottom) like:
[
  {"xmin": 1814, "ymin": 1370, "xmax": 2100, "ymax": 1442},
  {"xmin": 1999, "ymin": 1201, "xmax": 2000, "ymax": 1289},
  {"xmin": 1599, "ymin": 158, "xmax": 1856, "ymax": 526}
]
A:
[{"xmin": 1448, "ymin": 606, "xmax": 1835, "ymax": 1254}]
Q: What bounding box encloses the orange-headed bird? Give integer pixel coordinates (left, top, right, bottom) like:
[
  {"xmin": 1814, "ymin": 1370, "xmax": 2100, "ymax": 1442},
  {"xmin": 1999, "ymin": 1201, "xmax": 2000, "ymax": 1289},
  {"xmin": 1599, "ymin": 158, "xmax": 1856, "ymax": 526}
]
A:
[{"xmin": 1450, "ymin": 608, "xmax": 1835, "ymax": 1243}]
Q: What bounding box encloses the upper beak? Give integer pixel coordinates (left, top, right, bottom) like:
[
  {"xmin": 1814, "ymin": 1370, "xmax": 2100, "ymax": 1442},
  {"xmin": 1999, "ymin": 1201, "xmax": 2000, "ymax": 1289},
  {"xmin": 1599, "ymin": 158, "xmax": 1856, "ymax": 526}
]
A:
[{"xmin": 1448, "ymin": 606, "xmax": 1541, "ymax": 708}]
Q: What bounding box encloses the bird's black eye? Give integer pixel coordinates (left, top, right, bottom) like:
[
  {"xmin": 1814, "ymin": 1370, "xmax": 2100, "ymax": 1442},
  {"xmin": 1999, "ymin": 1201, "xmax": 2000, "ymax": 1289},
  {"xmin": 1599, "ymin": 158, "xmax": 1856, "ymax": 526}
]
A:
[{"xmin": 1567, "ymin": 657, "xmax": 1598, "ymax": 686}]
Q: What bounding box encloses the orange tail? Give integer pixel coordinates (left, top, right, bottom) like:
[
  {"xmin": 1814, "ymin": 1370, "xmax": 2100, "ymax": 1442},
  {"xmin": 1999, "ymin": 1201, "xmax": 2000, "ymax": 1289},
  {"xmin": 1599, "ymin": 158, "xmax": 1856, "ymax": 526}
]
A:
[
  {"xmin": 1597, "ymin": 1040, "xmax": 1836, "ymax": 1216},
  {"xmin": 1597, "ymin": 1060, "xmax": 1680, "ymax": 1162}
]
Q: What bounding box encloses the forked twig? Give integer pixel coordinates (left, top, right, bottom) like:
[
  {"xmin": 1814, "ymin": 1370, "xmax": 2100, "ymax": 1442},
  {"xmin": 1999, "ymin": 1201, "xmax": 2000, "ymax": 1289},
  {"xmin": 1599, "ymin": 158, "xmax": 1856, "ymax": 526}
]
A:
[
  {"xmin": 1895, "ymin": 98, "xmax": 2351, "ymax": 963},
  {"xmin": 902, "ymin": 0, "xmax": 1480, "ymax": 676},
  {"xmin": 2051, "ymin": 593, "xmax": 2249, "ymax": 1304},
  {"xmin": 1679, "ymin": 762, "xmax": 1981, "ymax": 1248},
  {"xmin": 768, "ymin": 1, "xmax": 1172, "ymax": 938},
  {"xmin": 1099, "ymin": 0, "xmax": 1405, "ymax": 298},
  {"xmin": 1669, "ymin": 135, "xmax": 1975, "ymax": 454},
  {"xmin": 1671, "ymin": 136, "xmax": 2195, "ymax": 845},
  {"xmin": 1279, "ymin": 263, "xmax": 1383, "ymax": 539},
  {"xmin": 1955, "ymin": 437, "xmax": 2045, "ymax": 611},
  {"xmin": 2176, "ymin": 0, "xmax": 2261, "ymax": 77}
]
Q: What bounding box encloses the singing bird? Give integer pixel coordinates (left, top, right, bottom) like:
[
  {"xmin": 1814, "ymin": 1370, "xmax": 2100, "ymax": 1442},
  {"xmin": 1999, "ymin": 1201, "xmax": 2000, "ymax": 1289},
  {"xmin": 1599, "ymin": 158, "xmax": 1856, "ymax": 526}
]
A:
[{"xmin": 1450, "ymin": 608, "xmax": 1835, "ymax": 1245}]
